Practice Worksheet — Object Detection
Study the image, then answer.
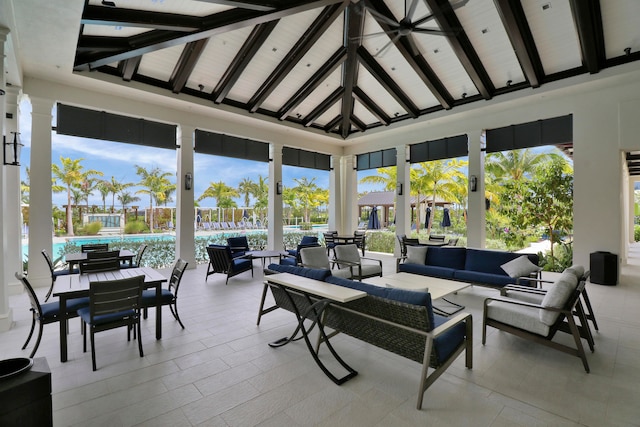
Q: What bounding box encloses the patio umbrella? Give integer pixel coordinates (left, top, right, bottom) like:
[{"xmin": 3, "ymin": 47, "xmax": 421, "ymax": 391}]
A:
[
  {"xmin": 367, "ymin": 206, "xmax": 380, "ymax": 229},
  {"xmin": 242, "ymin": 209, "xmax": 249, "ymax": 219},
  {"xmin": 425, "ymin": 207, "xmax": 431, "ymax": 228},
  {"xmin": 441, "ymin": 207, "xmax": 451, "ymax": 228}
]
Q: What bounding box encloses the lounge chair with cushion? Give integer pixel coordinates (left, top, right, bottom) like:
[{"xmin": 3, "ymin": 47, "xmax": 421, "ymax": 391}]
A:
[
  {"xmin": 206, "ymin": 245, "xmax": 253, "ymax": 284},
  {"xmin": 482, "ymin": 269, "xmax": 593, "ymax": 372},
  {"xmin": 334, "ymin": 244, "xmax": 383, "ymax": 281},
  {"xmin": 299, "ymin": 246, "xmax": 353, "ymax": 279},
  {"xmin": 281, "ymin": 235, "xmax": 320, "ymax": 266},
  {"xmin": 227, "ymin": 236, "xmax": 250, "ymax": 258}
]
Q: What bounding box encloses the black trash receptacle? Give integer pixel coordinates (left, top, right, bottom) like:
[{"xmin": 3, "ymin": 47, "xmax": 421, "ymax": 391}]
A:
[{"xmin": 590, "ymin": 251, "xmax": 618, "ymax": 285}]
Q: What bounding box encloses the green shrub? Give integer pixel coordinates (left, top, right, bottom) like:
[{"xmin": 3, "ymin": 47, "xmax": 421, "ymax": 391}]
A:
[
  {"xmin": 365, "ymin": 231, "xmax": 395, "ymax": 253},
  {"xmin": 78, "ymin": 221, "xmax": 102, "ymax": 235},
  {"xmin": 299, "ymin": 222, "xmax": 313, "ymax": 231},
  {"xmin": 635, "ymin": 225, "xmax": 640, "ymax": 242},
  {"xmin": 125, "ymin": 220, "xmax": 148, "ymax": 234},
  {"xmin": 537, "ymin": 242, "xmax": 573, "ymax": 272}
]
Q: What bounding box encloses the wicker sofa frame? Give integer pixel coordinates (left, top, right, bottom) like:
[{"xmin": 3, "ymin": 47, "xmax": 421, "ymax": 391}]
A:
[{"xmin": 263, "ymin": 271, "xmax": 473, "ymax": 410}]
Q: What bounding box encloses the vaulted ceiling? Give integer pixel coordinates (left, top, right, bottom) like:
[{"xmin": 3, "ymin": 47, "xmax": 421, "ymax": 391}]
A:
[{"xmin": 37, "ymin": 0, "xmax": 640, "ymax": 140}]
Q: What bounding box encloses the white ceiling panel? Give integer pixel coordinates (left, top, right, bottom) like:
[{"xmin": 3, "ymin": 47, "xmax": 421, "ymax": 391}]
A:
[
  {"xmin": 287, "ymin": 67, "xmax": 343, "ymax": 120},
  {"xmin": 87, "ymin": 0, "xmax": 229, "ymax": 16},
  {"xmin": 357, "ymin": 64, "xmax": 407, "ymax": 118},
  {"xmin": 137, "ymin": 44, "xmax": 185, "ymax": 81},
  {"xmin": 228, "ymin": 9, "xmax": 322, "ymax": 104},
  {"xmin": 457, "ymin": 0, "xmax": 526, "ymax": 87},
  {"xmin": 523, "ymin": 0, "xmax": 582, "ymax": 75},
  {"xmin": 601, "ymin": 0, "xmax": 640, "ymax": 59}
]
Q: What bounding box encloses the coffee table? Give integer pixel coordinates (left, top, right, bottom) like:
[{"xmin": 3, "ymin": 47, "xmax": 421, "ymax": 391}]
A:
[
  {"xmin": 246, "ymin": 250, "xmax": 286, "ymax": 268},
  {"xmin": 366, "ymin": 273, "xmax": 470, "ymax": 315}
]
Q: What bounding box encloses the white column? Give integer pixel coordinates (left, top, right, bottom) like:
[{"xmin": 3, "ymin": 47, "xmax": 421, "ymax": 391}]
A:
[
  {"xmin": 328, "ymin": 155, "xmax": 342, "ymax": 233},
  {"xmin": 268, "ymin": 143, "xmax": 283, "ymax": 250},
  {"xmin": 0, "ymin": 27, "xmax": 12, "ymax": 331},
  {"xmin": 395, "ymin": 145, "xmax": 411, "ymax": 256},
  {"xmin": 342, "ymin": 155, "xmax": 357, "ymax": 234},
  {"xmin": 28, "ymin": 96, "xmax": 55, "ymax": 288},
  {"xmin": 176, "ymin": 125, "xmax": 196, "ymax": 268},
  {"xmin": 467, "ymin": 130, "xmax": 485, "ymax": 248},
  {"xmin": 4, "ymin": 87, "xmax": 23, "ymax": 296}
]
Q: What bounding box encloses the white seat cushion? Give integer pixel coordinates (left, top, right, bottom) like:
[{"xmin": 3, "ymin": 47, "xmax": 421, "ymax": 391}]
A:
[
  {"xmin": 334, "ymin": 244, "xmax": 360, "ymax": 264},
  {"xmin": 486, "ymin": 300, "xmax": 550, "ymax": 336},
  {"xmin": 405, "ymin": 245, "xmax": 428, "ymax": 265},
  {"xmin": 358, "ymin": 264, "xmax": 382, "ymax": 277},
  {"xmin": 503, "ymin": 290, "xmax": 544, "ymax": 305},
  {"xmin": 332, "ymin": 268, "xmax": 353, "ymax": 279},
  {"xmin": 300, "ymin": 246, "xmax": 331, "ymax": 270}
]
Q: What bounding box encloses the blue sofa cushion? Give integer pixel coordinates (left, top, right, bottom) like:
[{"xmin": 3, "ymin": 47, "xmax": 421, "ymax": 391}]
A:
[
  {"xmin": 432, "ymin": 314, "xmax": 467, "ymax": 365},
  {"xmin": 425, "ymin": 247, "xmax": 467, "ymax": 270},
  {"xmin": 453, "ymin": 270, "xmax": 517, "ymax": 288},
  {"xmin": 266, "ymin": 263, "xmax": 332, "ymax": 281},
  {"xmin": 232, "ymin": 258, "xmax": 252, "ymax": 271},
  {"xmin": 398, "ymin": 263, "xmax": 457, "ymax": 279},
  {"xmin": 464, "ymin": 249, "xmax": 538, "ymax": 276}
]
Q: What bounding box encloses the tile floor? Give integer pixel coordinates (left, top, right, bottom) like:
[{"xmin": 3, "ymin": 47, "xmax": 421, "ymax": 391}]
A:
[{"xmin": 2, "ymin": 247, "xmax": 640, "ymax": 426}]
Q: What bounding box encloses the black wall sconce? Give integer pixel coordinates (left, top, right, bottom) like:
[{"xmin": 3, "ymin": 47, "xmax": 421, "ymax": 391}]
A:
[
  {"xmin": 184, "ymin": 172, "xmax": 192, "ymax": 190},
  {"xmin": 469, "ymin": 175, "xmax": 477, "ymax": 192},
  {"xmin": 4, "ymin": 132, "xmax": 23, "ymax": 166},
  {"xmin": 396, "ymin": 182, "xmax": 403, "ymax": 196},
  {"xmin": 276, "ymin": 181, "xmax": 283, "ymax": 195}
]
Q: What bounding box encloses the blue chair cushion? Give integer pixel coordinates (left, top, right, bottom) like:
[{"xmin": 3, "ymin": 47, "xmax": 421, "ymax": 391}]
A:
[
  {"xmin": 232, "ymin": 258, "xmax": 252, "ymax": 271},
  {"xmin": 453, "ymin": 270, "xmax": 517, "ymax": 288},
  {"xmin": 266, "ymin": 263, "xmax": 332, "ymax": 281},
  {"xmin": 279, "ymin": 257, "xmax": 297, "ymax": 266},
  {"xmin": 41, "ymin": 297, "xmax": 90, "ymax": 319},
  {"xmin": 53, "ymin": 269, "xmax": 74, "ymax": 277},
  {"xmin": 140, "ymin": 289, "xmax": 174, "ymax": 305},
  {"xmin": 432, "ymin": 314, "xmax": 467, "ymax": 366},
  {"xmin": 286, "ymin": 249, "xmax": 297, "ymax": 256},
  {"xmin": 300, "ymin": 236, "xmax": 318, "ymax": 245},
  {"xmin": 78, "ymin": 307, "xmax": 137, "ymax": 326}
]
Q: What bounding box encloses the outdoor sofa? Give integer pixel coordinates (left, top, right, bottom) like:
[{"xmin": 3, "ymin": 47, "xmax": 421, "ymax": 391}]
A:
[
  {"xmin": 397, "ymin": 246, "xmax": 541, "ymax": 288},
  {"xmin": 259, "ymin": 263, "xmax": 472, "ymax": 409}
]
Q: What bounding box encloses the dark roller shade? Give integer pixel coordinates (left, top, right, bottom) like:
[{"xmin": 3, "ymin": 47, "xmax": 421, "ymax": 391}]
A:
[
  {"xmin": 409, "ymin": 134, "xmax": 468, "ymax": 163},
  {"xmin": 356, "ymin": 148, "xmax": 397, "ymax": 170},
  {"xmin": 486, "ymin": 114, "xmax": 572, "ymax": 153},
  {"xmin": 57, "ymin": 103, "xmax": 177, "ymax": 149},
  {"xmin": 195, "ymin": 130, "xmax": 269, "ymax": 162}
]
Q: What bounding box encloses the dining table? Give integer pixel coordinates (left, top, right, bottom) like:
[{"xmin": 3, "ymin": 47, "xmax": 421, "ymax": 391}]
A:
[
  {"xmin": 333, "ymin": 235, "xmax": 357, "ymax": 244},
  {"xmin": 52, "ymin": 267, "xmax": 167, "ymax": 363},
  {"xmin": 64, "ymin": 249, "xmax": 136, "ymax": 273}
]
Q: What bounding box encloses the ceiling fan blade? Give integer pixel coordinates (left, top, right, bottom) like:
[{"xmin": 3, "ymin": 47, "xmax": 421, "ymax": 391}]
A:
[
  {"xmin": 451, "ymin": 0, "xmax": 470, "ymax": 11},
  {"xmin": 374, "ymin": 34, "xmax": 401, "ymax": 58},
  {"xmin": 413, "ymin": 12, "xmax": 435, "ymax": 27},
  {"xmin": 364, "ymin": 5, "xmax": 400, "ymax": 28},
  {"xmin": 406, "ymin": 0, "xmax": 420, "ymax": 21},
  {"xmin": 352, "ymin": 29, "xmax": 400, "ymax": 41},
  {"xmin": 405, "ymin": 34, "xmax": 422, "ymax": 57},
  {"xmin": 412, "ymin": 27, "xmax": 457, "ymax": 36}
]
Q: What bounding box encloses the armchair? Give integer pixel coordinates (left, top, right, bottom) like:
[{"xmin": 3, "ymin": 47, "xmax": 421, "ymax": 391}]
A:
[
  {"xmin": 482, "ymin": 270, "xmax": 592, "ymax": 372},
  {"xmin": 334, "ymin": 244, "xmax": 382, "ymax": 281},
  {"xmin": 227, "ymin": 236, "xmax": 250, "ymax": 258},
  {"xmin": 299, "ymin": 246, "xmax": 353, "ymax": 279},
  {"xmin": 281, "ymin": 236, "xmax": 320, "ymax": 266},
  {"xmin": 206, "ymin": 245, "xmax": 253, "ymax": 284}
]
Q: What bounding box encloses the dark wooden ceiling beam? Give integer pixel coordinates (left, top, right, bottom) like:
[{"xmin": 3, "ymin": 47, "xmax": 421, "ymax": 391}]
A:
[
  {"xmin": 569, "ymin": 0, "xmax": 605, "ymax": 74},
  {"xmin": 81, "ymin": 5, "xmax": 202, "ymax": 31},
  {"xmin": 193, "ymin": 1, "xmax": 277, "ymax": 11},
  {"xmin": 170, "ymin": 39, "xmax": 209, "ymax": 93},
  {"xmin": 117, "ymin": 56, "xmax": 142, "ymax": 81},
  {"xmin": 353, "ymin": 86, "xmax": 390, "ymax": 126},
  {"xmin": 247, "ymin": 3, "xmax": 347, "ymax": 112},
  {"xmin": 76, "ymin": 36, "xmax": 131, "ymax": 53},
  {"xmin": 424, "ymin": 0, "xmax": 494, "ymax": 99},
  {"xmin": 358, "ymin": 47, "xmax": 419, "ymax": 118},
  {"xmin": 277, "ymin": 47, "xmax": 347, "ymax": 120},
  {"xmin": 211, "ymin": 21, "xmax": 278, "ymax": 103},
  {"xmin": 493, "ymin": 0, "xmax": 544, "ymax": 88},
  {"xmin": 325, "ymin": 115, "xmax": 341, "ymax": 132},
  {"xmin": 626, "ymin": 154, "xmax": 640, "ymax": 161},
  {"xmin": 351, "ymin": 115, "xmax": 367, "ymax": 132},
  {"xmin": 340, "ymin": 3, "xmax": 365, "ymax": 138},
  {"xmin": 303, "ymin": 87, "xmax": 344, "ymax": 127},
  {"xmin": 75, "ymin": 0, "xmax": 346, "ymax": 70},
  {"xmin": 366, "ymin": 0, "xmax": 453, "ymax": 109}
]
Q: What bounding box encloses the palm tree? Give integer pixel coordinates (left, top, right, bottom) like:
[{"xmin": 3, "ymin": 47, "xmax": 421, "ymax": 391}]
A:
[
  {"xmin": 96, "ymin": 180, "xmax": 111, "ymax": 211},
  {"xmin": 198, "ymin": 181, "xmax": 239, "ymax": 221},
  {"xmin": 293, "ymin": 177, "xmax": 321, "ymax": 223},
  {"xmin": 109, "ymin": 176, "xmax": 134, "ymax": 211},
  {"xmin": 413, "ymin": 159, "xmax": 467, "ymax": 235},
  {"xmin": 20, "ymin": 166, "xmax": 31, "ymax": 204},
  {"xmin": 135, "ymin": 165, "xmax": 173, "ymax": 232},
  {"xmin": 79, "ymin": 177, "xmax": 100, "ymax": 212},
  {"xmin": 485, "ymin": 148, "xmax": 555, "ymax": 183},
  {"xmin": 237, "ymin": 177, "xmax": 256, "ymax": 208},
  {"xmin": 359, "ymin": 167, "xmax": 397, "ymax": 191},
  {"xmin": 52, "ymin": 157, "xmax": 102, "ymax": 236}
]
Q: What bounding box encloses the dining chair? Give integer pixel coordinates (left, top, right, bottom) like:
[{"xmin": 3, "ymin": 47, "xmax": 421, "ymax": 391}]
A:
[
  {"xmin": 140, "ymin": 258, "xmax": 188, "ymax": 328},
  {"xmin": 79, "ymin": 250, "xmax": 121, "ymax": 274},
  {"xmin": 80, "ymin": 243, "xmax": 109, "ymax": 253},
  {"xmin": 121, "ymin": 244, "xmax": 147, "ymax": 269},
  {"xmin": 323, "ymin": 232, "xmax": 338, "ymax": 257},
  {"xmin": 16, "ymin": 272, "xmax": 89, "ymax": 358},
  {"xmin": 353, "ymin": 230, "xmax": 366, "ymax": 256},
  {"xmin": 42, "ymin": 249, "xmax": 76, "ymax": 302},
  {"xmin": 78, "ymin": 275, "xmax": 145, "ymax": 371}
]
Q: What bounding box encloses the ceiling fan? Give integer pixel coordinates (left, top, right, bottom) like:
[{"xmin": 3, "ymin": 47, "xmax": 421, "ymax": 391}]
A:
[{"xmin": 358, "ymin": 0, "xmax": 469, "ymax": 57}]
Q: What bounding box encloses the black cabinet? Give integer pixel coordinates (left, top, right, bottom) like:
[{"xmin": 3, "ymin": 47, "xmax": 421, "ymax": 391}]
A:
[{"xmin": 590, "ymin": 251, "xmax": 618, "ymax": 286}]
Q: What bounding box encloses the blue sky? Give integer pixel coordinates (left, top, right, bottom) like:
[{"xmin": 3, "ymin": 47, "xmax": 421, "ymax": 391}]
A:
[{"xmin": 19, "ymin": 100, "xmax": 364, "ymax": 208}]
